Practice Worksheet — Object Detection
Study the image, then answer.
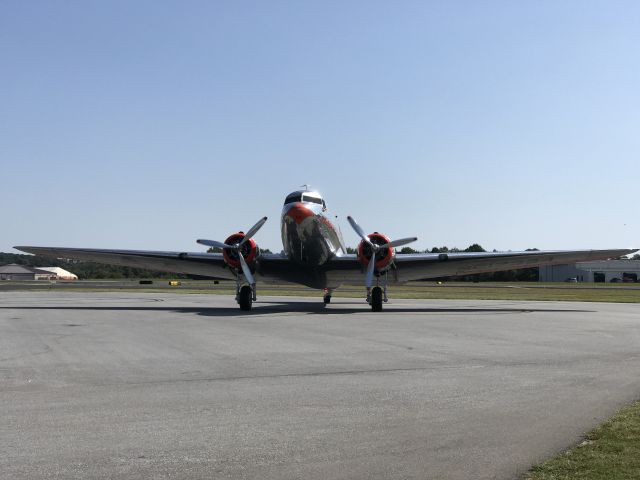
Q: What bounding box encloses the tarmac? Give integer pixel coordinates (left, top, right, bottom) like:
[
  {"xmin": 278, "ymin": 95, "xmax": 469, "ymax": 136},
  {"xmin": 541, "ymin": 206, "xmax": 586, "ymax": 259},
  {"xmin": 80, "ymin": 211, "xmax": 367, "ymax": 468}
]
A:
[{"xmin": 1, "ymin": 291, "xmax": 640, "ymax": 479}]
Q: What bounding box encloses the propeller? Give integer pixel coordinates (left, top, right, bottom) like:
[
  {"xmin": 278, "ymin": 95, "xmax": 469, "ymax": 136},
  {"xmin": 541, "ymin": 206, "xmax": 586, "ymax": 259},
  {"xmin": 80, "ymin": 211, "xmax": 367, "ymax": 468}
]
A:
[
  {"xmin": 346, "ymin": 215, "xmax": 418, "ymax": 288},
  {"xmin": 196, "ymin": 216, "xmax": 268, "ymax": 286}
]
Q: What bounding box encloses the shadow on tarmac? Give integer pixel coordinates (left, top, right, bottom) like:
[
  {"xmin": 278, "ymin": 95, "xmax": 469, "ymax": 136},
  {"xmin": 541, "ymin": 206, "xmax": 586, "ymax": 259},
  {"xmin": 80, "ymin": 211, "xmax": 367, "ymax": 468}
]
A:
[{"xmin": 0, "ymin": 303, "xmax": 595, "ymax": 316}]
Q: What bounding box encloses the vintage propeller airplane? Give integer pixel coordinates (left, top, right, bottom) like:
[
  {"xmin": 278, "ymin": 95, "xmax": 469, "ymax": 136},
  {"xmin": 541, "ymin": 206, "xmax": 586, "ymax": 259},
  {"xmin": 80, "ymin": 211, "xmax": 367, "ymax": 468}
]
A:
[{"xmin": 16, "ymin": 188, "xmax": 637, "ymax": 311}]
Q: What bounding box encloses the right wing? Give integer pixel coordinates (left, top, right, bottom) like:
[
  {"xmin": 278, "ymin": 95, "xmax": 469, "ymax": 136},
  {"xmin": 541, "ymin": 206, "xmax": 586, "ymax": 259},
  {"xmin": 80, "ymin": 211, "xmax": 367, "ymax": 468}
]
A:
[{"xmin": 14, "ymin": 246, "xmax": 237, "ymax": 279}]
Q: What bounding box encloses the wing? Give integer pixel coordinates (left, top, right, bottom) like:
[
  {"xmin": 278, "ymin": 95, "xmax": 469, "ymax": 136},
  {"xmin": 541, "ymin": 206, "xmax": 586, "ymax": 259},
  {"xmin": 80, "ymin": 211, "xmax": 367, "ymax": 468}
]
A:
[
  {"xmin": 322, "ymin": 248, "xmax": 637, "ymax": 284},
  {"xmin": 14, "ymin": 246, "xmax": 237, "ymax": 279},
  {"xmin": 393, "ymin": 249, "xmax": 638, "ymax": 282}
]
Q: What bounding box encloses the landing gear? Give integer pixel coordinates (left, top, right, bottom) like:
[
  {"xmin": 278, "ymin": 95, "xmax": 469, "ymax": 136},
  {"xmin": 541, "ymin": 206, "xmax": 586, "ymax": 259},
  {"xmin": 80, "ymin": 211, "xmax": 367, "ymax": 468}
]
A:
[
  {"xmin": 235, "ymin": 273, "xmax": 256, "ymax": 311},
  {"xmin": 323, "ymin": 288, "xmax": 333, "ymax": 304},
  {"xmin": 238, "ymin": 285, "xmax": 253, "ymax": 311},
  {"xmin": 370, "ymin": 286, "xmax": 383, "ymax": 312},
  {"xmin": 366, "ymin": 271, "xmax": 388, "ymax": 312}
]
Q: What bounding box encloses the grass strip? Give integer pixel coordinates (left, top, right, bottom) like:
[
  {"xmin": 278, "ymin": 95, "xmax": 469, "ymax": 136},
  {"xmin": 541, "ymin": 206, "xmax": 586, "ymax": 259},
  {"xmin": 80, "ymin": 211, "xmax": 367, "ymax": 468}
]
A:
[{"xmin": 527, "ymin": 400, "xmax": 640, "ymax": 480}]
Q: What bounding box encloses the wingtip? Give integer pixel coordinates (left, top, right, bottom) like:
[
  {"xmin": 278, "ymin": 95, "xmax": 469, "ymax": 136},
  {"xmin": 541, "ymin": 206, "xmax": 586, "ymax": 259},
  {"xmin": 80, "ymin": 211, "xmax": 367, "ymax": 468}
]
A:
[{"xmin": 13, "ymin": 246, "xmax": 38, "ymax": 255}]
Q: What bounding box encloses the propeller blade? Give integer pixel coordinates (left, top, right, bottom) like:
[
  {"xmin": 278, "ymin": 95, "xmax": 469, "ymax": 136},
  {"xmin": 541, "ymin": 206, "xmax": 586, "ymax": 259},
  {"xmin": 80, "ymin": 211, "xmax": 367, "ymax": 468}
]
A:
[
  {"xmin": 237, "ymin": 251, "xmax": 256, "ymax": 285},
  {"xmin": 347, "ymin": 216, "xmax": 374, "ymax": 247},
  {"xmin": 365, "ymin": 252, "xmax": 377, "ymax": 289},
  {"xmin": 239, "ymin": 216, "xmax": 268, "ymax": 245},
  {"xmin": 197, "ymin": 239, "xmax": 237, "ymax": 250},
  {"xmin": 380, "ymin": 237, "xmax": 418, "ymax": 249}
]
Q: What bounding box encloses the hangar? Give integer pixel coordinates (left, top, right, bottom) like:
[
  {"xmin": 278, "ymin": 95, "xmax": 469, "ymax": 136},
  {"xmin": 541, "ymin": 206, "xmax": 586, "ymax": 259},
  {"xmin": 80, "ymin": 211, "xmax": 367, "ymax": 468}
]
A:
[
  {"xmin": 539, "ymin": 259, "xmax": 640, "ymax": 283},
  {"xmin": 0, "ymin": 264, "xmax": 56, "ymax": 281}
]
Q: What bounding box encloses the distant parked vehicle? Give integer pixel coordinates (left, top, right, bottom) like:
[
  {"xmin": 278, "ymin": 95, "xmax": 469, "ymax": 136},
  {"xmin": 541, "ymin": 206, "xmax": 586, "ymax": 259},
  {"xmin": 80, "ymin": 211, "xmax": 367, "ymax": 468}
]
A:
[
  {"xmin": 565, "ymin": 277, "xmax": 578, "ymax": 283},
  {"xmin": 610, "ymin": 278, "xmax": 622, "ymax": 283}
]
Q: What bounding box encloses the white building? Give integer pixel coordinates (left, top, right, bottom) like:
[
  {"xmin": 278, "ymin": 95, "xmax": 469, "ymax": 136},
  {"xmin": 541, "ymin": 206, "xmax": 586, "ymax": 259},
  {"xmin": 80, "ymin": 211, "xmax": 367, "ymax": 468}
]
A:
[
  {"xmin": 539, "ymin": 260, "xmax": 640, "ymax": 283},
  {"xmin": 37, "ymin": 267, "xmax": 78, "ymax": 280}
]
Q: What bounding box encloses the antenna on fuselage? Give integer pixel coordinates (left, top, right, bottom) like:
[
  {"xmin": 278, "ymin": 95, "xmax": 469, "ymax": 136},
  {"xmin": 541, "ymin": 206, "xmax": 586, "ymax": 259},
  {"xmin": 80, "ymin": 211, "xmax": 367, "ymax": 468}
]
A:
[{"xmin": 299, "ymin": 184, "xmax": 311, "ymax": 191}]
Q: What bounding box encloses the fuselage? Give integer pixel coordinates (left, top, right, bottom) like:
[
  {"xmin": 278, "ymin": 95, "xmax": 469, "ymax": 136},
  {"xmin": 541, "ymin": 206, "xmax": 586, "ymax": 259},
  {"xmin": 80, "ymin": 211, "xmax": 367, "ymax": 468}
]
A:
[{"xmin": 280, "ymin": 190, "xmax": 345, "ymax": 266}]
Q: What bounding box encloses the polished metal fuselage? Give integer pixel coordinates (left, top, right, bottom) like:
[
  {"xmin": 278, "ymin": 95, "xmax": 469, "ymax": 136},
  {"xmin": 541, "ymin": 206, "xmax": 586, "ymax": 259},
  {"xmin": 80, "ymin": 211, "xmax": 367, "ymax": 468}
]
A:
[
  {"xmin": 280, "ymin": 200, "xmax": 345, "ymax": 267},
  {"xmin": 253, "ymin": 192, "xmax": 354, "ymax": 289}
]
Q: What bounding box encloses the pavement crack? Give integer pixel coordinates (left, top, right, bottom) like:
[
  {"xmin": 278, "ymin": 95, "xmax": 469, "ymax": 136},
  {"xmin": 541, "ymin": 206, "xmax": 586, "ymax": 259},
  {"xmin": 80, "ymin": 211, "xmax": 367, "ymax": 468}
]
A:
[{"xmin": 92, "ymin": 364, "xmax": 487, "ymax": 388}]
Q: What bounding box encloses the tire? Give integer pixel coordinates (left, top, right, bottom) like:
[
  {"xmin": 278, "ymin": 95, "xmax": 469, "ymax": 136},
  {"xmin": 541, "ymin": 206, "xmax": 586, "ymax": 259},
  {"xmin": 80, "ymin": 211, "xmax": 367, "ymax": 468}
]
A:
[
  {"xmin": 371, "ymin": 287, "xmax": 383, "ymax": 312},
  {"xmin": 323, "ymin": 294, "xmax": 331, "ymax": 304},
  {"xmin": 238, "ymin": 286, "xmax": 253, "ymax": 311}
]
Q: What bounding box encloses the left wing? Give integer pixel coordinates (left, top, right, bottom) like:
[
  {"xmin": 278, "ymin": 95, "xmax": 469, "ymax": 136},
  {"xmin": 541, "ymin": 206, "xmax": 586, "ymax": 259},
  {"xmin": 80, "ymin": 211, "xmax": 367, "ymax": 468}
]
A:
[{"xmin": 394, "ymin": 248, "xmax": 637, "ymax": 281}]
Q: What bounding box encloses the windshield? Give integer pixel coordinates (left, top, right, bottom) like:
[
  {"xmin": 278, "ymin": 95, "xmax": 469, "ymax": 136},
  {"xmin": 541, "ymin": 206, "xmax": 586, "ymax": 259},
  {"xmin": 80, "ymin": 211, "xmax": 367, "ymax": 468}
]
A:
[
  {"xmin": 284, "ymin": 192, "xmax": 325, "ymax": 206},
  {"xmin": 302, "ymin": 195, "xmax": 323, "ymax": 205}
]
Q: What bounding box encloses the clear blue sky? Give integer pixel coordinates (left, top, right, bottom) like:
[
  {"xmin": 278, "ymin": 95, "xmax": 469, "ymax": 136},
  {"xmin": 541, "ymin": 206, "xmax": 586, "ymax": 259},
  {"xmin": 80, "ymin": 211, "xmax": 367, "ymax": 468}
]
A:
[{"xmin": 2, "ymin": 1, "xmax": 638, "ymax": 253}]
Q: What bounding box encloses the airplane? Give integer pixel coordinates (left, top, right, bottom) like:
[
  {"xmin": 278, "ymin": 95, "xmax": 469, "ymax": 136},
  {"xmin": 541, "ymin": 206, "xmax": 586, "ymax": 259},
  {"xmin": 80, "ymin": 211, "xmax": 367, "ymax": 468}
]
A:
[{"xmin": 15, "ymin": 188, "xmax": 637, "ymax": 311}]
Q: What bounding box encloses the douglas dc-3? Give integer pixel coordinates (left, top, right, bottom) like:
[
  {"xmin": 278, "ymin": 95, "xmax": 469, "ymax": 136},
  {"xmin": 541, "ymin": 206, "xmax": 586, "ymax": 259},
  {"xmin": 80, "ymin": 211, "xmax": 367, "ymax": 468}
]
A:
[{"xmin": 16, "ymin": 189, "xmax": 637, "ymax": 311}]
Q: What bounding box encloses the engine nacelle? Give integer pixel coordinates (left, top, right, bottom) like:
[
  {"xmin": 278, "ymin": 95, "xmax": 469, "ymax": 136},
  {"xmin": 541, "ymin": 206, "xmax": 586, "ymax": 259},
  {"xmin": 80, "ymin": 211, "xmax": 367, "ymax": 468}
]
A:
[
  {"xmin": 222, "ymin": 232, "xmax": 259, "ymax": 269},
  {"xmin": 357, "ymin": 232, "xmax": 394, "ymax": 272}
]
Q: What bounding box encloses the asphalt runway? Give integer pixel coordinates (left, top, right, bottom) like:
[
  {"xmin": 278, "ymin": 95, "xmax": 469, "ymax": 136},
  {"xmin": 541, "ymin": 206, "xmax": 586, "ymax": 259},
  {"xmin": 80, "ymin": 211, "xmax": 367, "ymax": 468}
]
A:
[{"xmin": 1, "ymin": 292, "xmax": 639, "ymax": 479}]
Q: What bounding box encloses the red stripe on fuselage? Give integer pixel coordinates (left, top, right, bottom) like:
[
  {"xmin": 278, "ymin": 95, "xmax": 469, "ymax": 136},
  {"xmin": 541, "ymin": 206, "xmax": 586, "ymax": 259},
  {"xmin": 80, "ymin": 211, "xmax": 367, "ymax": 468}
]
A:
[{"xmin": 286, "ymin": 203, "xmax": 315, "ymax": 225}]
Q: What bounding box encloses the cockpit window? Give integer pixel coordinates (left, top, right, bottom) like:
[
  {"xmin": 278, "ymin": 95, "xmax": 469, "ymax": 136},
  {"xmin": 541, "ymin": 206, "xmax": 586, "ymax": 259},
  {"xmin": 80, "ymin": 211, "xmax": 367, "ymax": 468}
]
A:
[
  {"xmin": 284, "ymin": 193, "xmax": 302, "ymax": 205},
  {"xmin": 302, "ymin": 195, "xmax": 323, "ymax": 205},
  {"xmin": 284, "ymin": 192, "xmax": 325, "ymax": 206}
]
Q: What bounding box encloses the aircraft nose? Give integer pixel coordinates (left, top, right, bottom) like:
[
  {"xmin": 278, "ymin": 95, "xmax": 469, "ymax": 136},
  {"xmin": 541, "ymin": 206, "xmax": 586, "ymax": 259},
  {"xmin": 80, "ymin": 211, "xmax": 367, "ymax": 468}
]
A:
[{"xmin": 286, "ymin": 202, "xmax": 314, "ymax": 225}]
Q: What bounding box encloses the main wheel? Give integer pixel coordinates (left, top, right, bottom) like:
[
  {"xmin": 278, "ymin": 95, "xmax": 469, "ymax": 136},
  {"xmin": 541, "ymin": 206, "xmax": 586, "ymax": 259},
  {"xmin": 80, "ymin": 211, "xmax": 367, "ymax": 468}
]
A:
[
  {"xmin": 323, "ymin": 294, "xmax": 331, "ymax": 304},
  {"xmin": 238, "ymin": 285, "xmax": 253, "ymax": 311},
  {"xmin": 371, "ymin": 287, "xmax": 383, "ymax": 312}
]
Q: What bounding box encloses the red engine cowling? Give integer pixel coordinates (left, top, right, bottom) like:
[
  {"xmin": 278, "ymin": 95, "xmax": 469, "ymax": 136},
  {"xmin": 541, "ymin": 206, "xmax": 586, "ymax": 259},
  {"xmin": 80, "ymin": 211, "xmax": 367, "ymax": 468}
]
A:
[
  {"xmin": 222, "ymin": 232, "xmax": 259, "ymax": 269},
  {"xmin": 357, "ymin": 232, "xmax": 394, "ymax": 271}
]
